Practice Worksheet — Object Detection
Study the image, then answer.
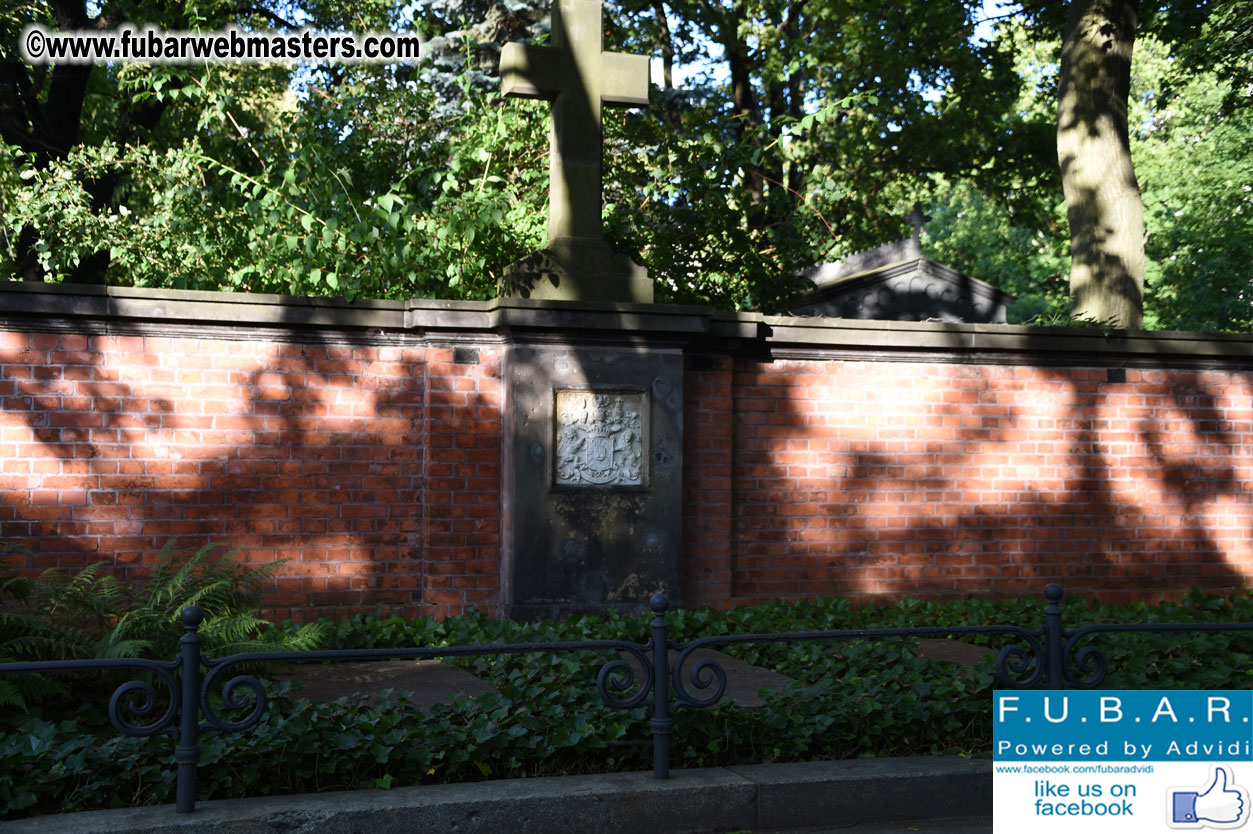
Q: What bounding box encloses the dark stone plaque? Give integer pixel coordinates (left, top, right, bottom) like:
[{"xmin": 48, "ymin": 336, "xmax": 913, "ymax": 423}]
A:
[{"xmin": 502, "ymin": 344, "xmax": 682, "ymax": 619}]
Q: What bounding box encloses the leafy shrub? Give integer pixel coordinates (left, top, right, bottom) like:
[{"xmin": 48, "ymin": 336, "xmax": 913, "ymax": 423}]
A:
[
  {"xmin": 0, "ymin": 540, "xmax": 327, "ymax": 711},
  {"xmin": 4, "ymin": 587, "xmax": 1253, "ymax": 819},
  {"xmin": 0, "ymin": 543, "xmax": 69, "ymax": 711}
]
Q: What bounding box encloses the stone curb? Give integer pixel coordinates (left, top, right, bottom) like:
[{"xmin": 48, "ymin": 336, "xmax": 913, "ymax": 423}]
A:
[{"xmin": 3, "ymin": 757, "xmax": 991, "ymax": 834}]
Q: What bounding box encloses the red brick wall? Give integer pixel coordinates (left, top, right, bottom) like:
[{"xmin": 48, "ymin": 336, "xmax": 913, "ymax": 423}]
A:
[
  {"xmin": 683, "ymin": 354, "xmax": 735, "ymax": 605},
  {"xmin": 4, "ymin": 321, "xmax": 1253, "ymax": 618},
  {"xmin": 682, "ymin": 356, "xmax": 1253, "ymax": 607},
  {"xmin": 422, "ymin": 348, "xmax": 502, "ymax": 617},
  {"xmin": 0, "ymin": 331, "xmax": 502, "ymax": 621}
]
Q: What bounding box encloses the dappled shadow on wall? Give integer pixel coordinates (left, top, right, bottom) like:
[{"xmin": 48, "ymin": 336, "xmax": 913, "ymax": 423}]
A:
[
  {"xmin": 0, "ymin": 328, "xmax": 502, "ymax": 622},
  {"xmin": 724, "ymin": 358, "xmax": 1252, "ymax": 603}
]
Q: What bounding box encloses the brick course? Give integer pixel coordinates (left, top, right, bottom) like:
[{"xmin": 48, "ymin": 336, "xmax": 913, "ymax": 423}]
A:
[
  {"xmin": 3, "ymin": 291, "xmax": 1252, "ymax": 617},
  {"xmin": 682, "ymin": 358, "xmax": 1253, "ymax": 607},
  {"xmin": 0, "ymin": 332, "xmax": 503, "ymax": 621}
]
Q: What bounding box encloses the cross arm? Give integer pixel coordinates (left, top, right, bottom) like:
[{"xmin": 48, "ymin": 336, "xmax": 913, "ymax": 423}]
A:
[
  {"xmin": 600, "ymin": 52, "xmax": 649, "ymax": 107},
  {"xmin": 500, "ymin": 42, "xmax": 567, "ymax": 100}
]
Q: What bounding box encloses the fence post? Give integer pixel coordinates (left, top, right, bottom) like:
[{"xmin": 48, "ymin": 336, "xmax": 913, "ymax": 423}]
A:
[
  {"xmin": 649, "ymin": 593, "xmax": 672, "ymax": 779},
  {"xmin": 1043, "ymin": 583, "xmax": 1065, "ymax": 690},
  {"xmin": 175, "ymin": 606, "xmax": 204, "ymax": 813}
]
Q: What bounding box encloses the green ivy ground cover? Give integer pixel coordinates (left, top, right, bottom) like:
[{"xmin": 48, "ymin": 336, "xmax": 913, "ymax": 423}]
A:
[{"xmin": 4, "ymin": 589, "xmax": 1253, "ymax": 820}]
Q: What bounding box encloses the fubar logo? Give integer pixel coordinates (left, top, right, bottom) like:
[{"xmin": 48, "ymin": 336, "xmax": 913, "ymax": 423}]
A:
[{"xmin": 994, "ymin": 691, "xmax": 1253, "ymax": 833}]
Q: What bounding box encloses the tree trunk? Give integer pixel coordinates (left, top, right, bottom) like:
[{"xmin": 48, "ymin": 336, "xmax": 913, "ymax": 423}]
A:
[
  {"xmin": 651, "ymin": 0, "xmax": 674, "ymax": 91},
  {"xmin": 1056, "ymin": 0, "xmax": 1145, "ymax": 328},
  {"xmin": 725, "ymin": 28, "xmax": 767, "ymax": 224}
]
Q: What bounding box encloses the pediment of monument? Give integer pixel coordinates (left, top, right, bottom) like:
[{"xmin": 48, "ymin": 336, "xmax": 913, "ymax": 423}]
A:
[{"xmin": 793, "ymin": 238, "xmax": 1015, "ymax": 324}]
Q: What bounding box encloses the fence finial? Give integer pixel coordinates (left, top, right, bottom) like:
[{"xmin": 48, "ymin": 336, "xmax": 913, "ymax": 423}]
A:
[{"xmin": 181, "ymin": 605, "xmax": 205, "ymax": 629}]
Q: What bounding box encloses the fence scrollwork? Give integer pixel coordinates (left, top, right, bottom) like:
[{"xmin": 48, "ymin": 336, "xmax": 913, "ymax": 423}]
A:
[
  {"xmin": 671, "ymin": 644, "xmax": 728, "ymax": 708},
  {"xmin": 107, "ymin": 667, "xmax": 181, "ymax": 737},
  {"xmin": 596, "ymin": 644, "xmax": 653, "ymax": 710},
  {"xmin": 200, "ymin": 663, "xmax": 269, "ymax": 733},
  {"xmin": 992, "ymin": 636, "xmax": 1047, "ymax": 690},
  {"xmin": 1062, "ymin": 635, "xmax": 1109, "ymax": 688}
]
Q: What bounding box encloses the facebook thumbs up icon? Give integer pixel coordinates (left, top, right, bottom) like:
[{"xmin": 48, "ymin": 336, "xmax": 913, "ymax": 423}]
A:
[{"xmin": 1170, "ymin": 765, "xmax": 1249, "ymax": 829}]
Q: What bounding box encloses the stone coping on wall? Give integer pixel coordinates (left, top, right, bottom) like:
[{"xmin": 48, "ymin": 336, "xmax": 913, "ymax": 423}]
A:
[{"xmin": 2, "ymin": 280, "xmax": 1252, "ymax": 366}]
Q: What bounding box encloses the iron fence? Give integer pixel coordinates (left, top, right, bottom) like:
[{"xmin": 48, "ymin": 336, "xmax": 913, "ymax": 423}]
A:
[{"xmin": 3, "ymin": 582, "xmax": 1253, "ymax": 814}]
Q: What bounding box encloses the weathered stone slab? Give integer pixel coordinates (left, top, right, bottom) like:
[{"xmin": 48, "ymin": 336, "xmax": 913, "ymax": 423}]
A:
[
  {"xmin": 911, "ymin": 639, "xmax": 995, "ymax": 669},
  {"xmin": 270, "ymin": 660, "xmax": 498, "ymax": 709},
  {"xmin": 503, "ymin": 343, "xmax": 683, "ymax": 620},
  {"xmin": 728, "ymin": 757, "xmax": 993, "ymax": 830}
]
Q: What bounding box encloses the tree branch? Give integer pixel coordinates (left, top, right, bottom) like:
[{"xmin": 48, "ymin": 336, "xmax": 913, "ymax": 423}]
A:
[{"xmin": 227, "ymin": 5, "xmax": 299, "ymax": 29}]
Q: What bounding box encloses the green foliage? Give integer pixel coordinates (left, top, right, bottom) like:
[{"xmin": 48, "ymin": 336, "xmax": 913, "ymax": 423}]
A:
[
  {"xmin": 114, "ymin": 540, "xmax": 328, "ymax": 657},
  {"xmin": 0, "ymin": 541, "xmax": 327, "ymax": 711},
  {"xmin": 1171, "ymin": 0, "xmax": 1253, "ymax": 116},
  {"xmin": 920, "ymin": 26, "xmax": 1253, "ymax": 332},
  {"xmin": 2, "ymin": 0, "xmax": 1250, "ymax": 324},
  {"xmin": 0, "ymin": 81, "xmax": 549, "ymax": 301},
  {"xmin": 608, "ymin": 91, "xmax": 879, "ymax": 311},
  {"xmin": 922, "ymin": 178, "xmax": 1070, "ymax": 323},
  {"xmin": 7, "ymin": 588, "xmax": 1253, "ymax": 818},
  {"xmin": 1132, "ymin": 36, "xmax": 1253, "ymax": 332},
  {"xmin": 0, "ymin": 543, "xmax": 69, "ymax": 711},
  {"xmin": 0, "ymin": 545, "xmax": 141, "ymax": 710},
  {"xmin": 603, "ymin": 0, "xmax": 1043, "ymax": 311},
  {"xmin": 1, "ymin": 0, "xmax": 1046, "ymax": 312}
]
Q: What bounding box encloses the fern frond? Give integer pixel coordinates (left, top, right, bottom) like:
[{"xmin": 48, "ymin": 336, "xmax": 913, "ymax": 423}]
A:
[
  {"xmin": 282, "ymin": 620, "xmax": 332, "ymax": 652},
  {"xmin": 1, "ymin": 632, "xmax": 88, "ymax": 660},
  {"xmin": 91, "ymin": 631, "xmax": 155, "ymax": 660},
  {"xmin": 0, "ymin": 672, "xmax": 65, "ymax": 710},
  {"xmin": 0, "ymin": 572, "xmax": 35, "ymax": 604},
  {"xmin": 202, "ymin": 611, "xmax": 266, "ymax": 637},
  {"xmin": 1, "ymin": 538, "xmax": 313, "ymax": 716},
  {"xmin": 0, "ymin": 678, "xmax": 28, "ymax": 710}
]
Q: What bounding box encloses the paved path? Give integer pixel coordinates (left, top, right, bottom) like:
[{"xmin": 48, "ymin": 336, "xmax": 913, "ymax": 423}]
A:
[{"xmin": 754, "ymin": 818, "xmax": 991, "ymax": 833}]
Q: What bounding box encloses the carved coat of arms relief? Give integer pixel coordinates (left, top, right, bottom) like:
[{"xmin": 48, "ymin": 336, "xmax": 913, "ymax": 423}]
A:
[{"xmin": 554, "ymin": 391, "xmax": 646, "ymax": 487}]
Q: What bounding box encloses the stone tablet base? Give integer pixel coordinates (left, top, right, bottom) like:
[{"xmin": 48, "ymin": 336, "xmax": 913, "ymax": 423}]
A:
[{"xmin": 500, "ymin": 237, "xmax": 653, "ymax": 303}]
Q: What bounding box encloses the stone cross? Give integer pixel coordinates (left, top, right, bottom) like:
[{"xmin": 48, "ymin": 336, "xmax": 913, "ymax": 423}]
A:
[
  {"xmin": 904, "ymin": 202, "xmax": 931, "ymax": 242},
  {"xmin": 500, "ymin": 0, "xmax": 649, "ymax": 243},
  {"xmin": 498, "ymin": 0, "xmax": 654, "ymax": 302}
]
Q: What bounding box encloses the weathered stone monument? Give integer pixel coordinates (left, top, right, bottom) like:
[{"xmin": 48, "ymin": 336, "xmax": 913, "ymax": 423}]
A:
[
  {"xmin": 503, "ymin": 342, "xmax": 684, "ymax": 619},
  {"xmin": 793, "ymin": 203, "xmax": 1015, "ymax": 323},
  {"xmin": 497, "ymin": 3, "xmax": 681, "ymax": 619},
  {"xmin": 498, "ymin": 0, "xmax": 653, "ymax": 303}
]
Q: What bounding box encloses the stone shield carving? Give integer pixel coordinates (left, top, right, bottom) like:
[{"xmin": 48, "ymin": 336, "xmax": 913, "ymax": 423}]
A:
[{"xmin": 554, "ymin": 390, "xmax": 646, "ymax": 487}]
